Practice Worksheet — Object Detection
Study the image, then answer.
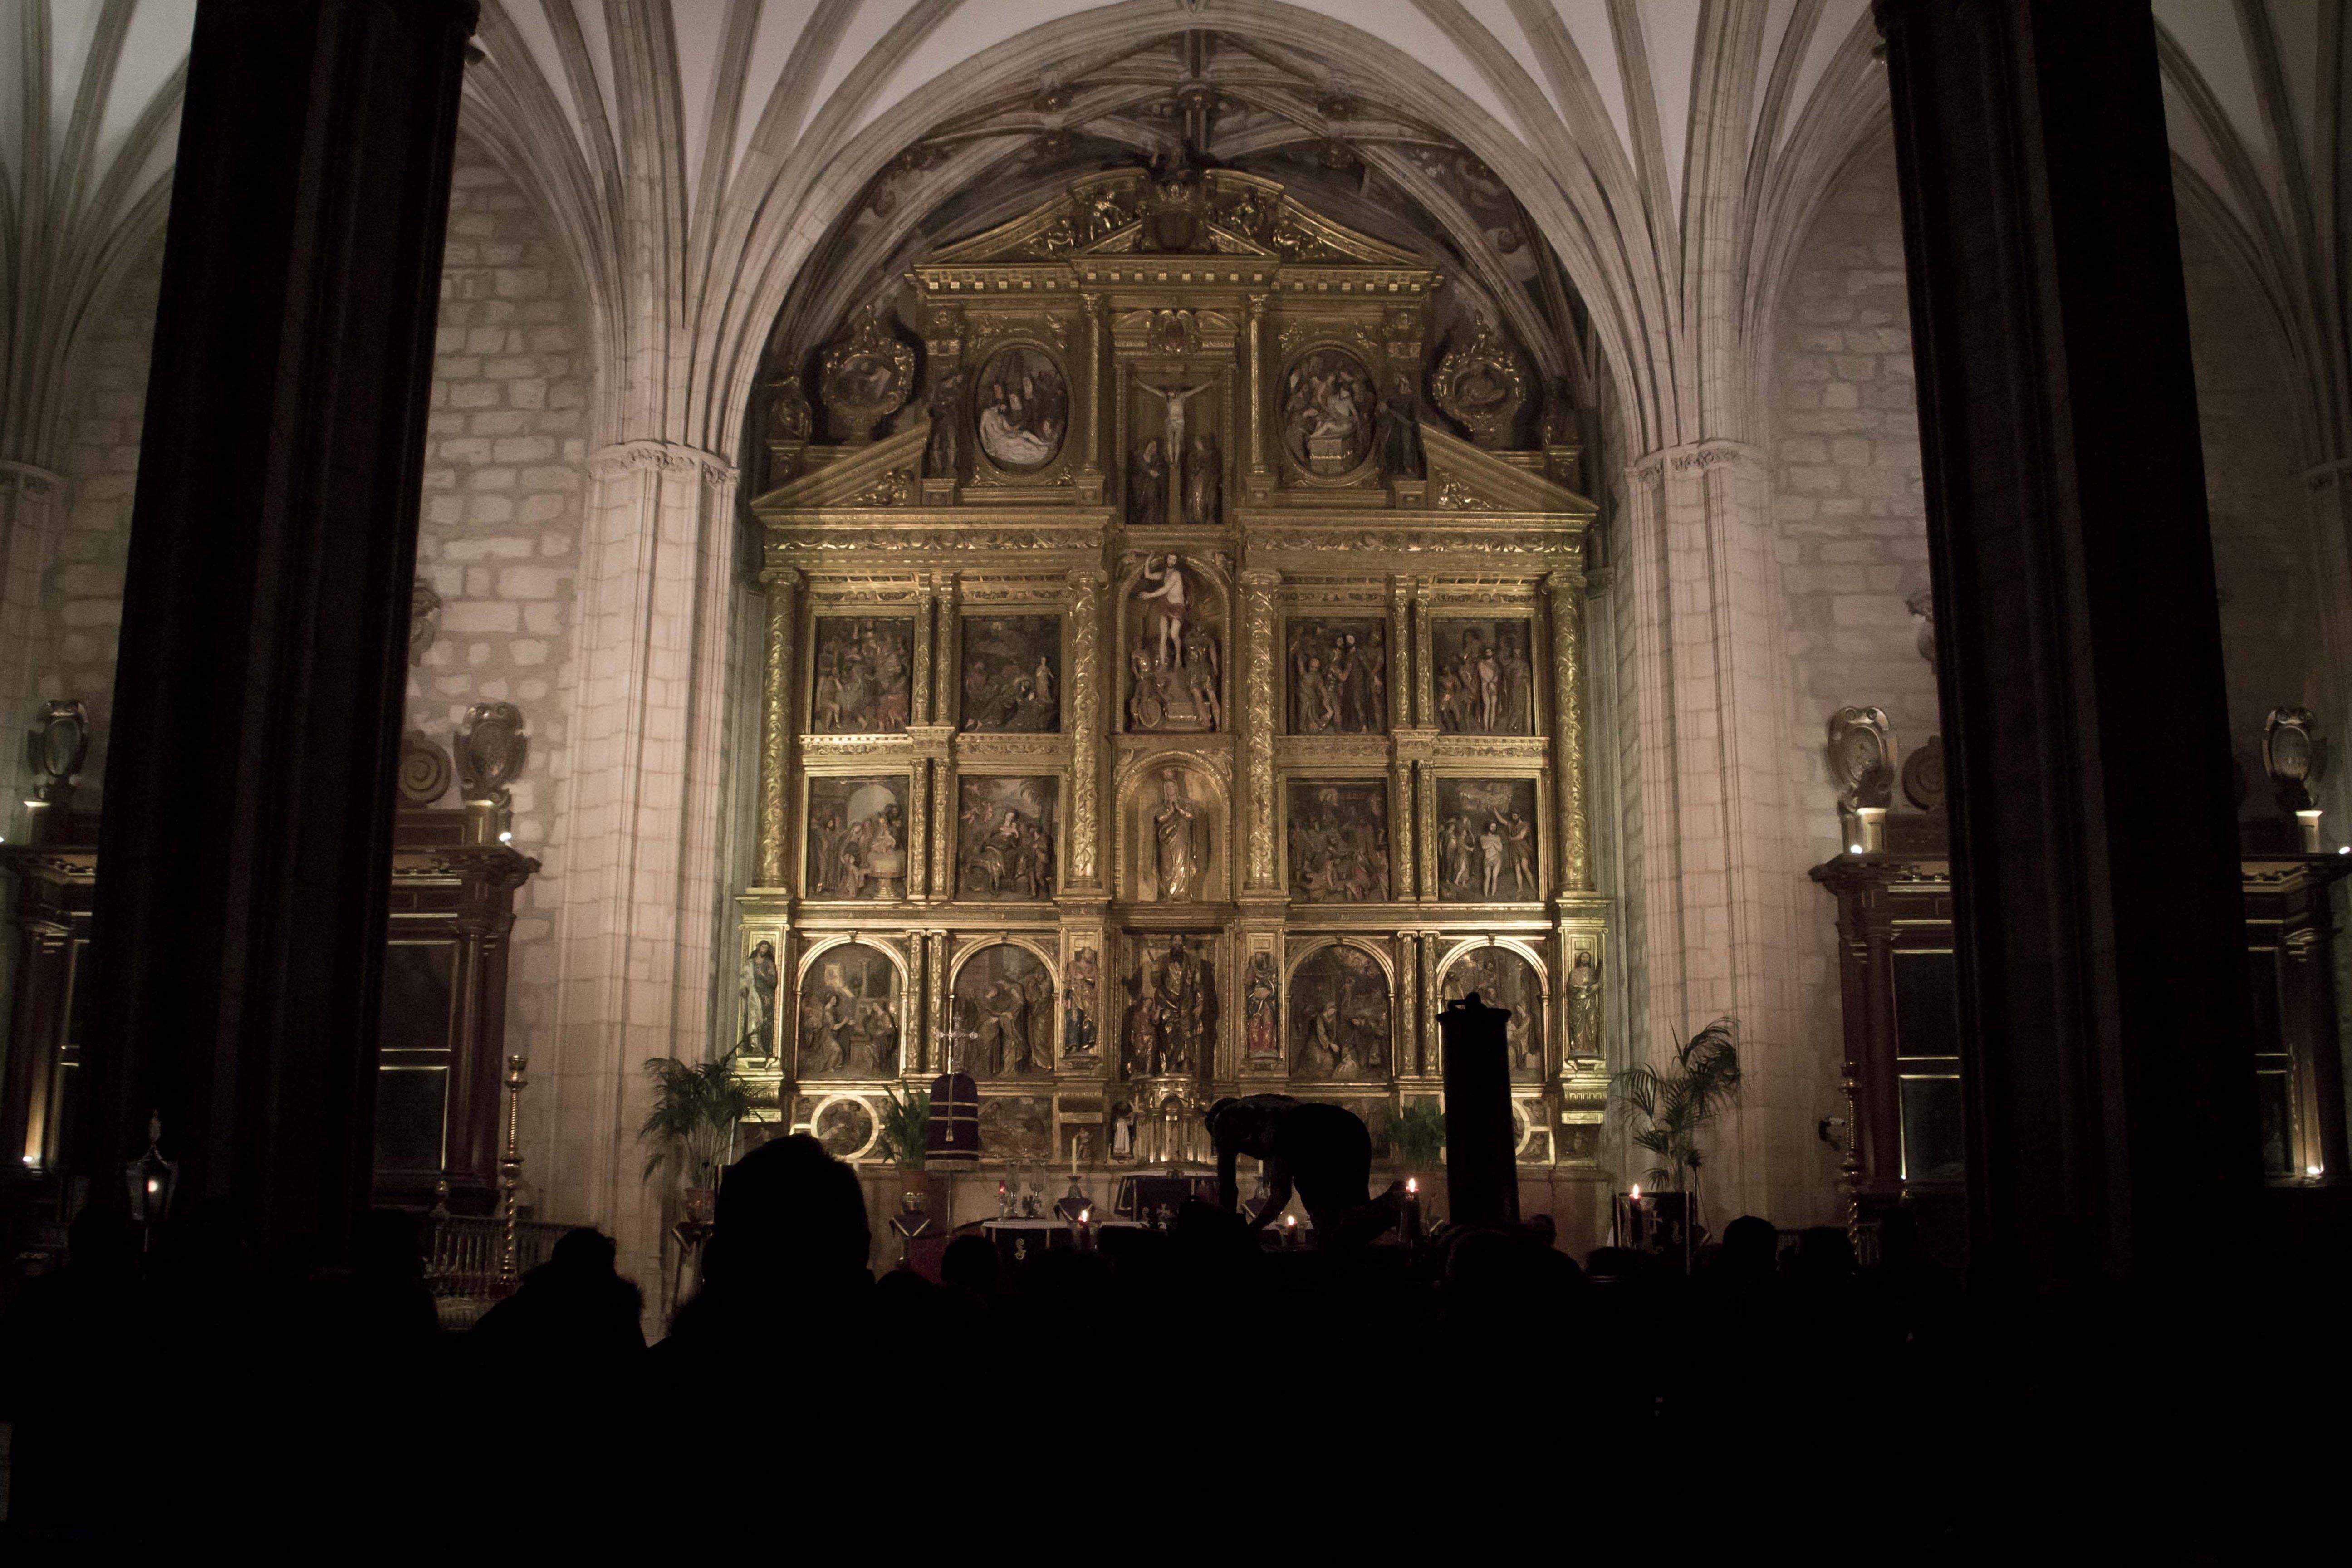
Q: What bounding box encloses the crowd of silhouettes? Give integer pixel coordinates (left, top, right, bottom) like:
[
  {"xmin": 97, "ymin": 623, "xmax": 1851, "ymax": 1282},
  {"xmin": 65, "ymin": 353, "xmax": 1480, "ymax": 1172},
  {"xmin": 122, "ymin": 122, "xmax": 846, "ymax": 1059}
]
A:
[{"xmin": 0, "ymin": 1131, "xmax": 2117, "ymax": 1539}]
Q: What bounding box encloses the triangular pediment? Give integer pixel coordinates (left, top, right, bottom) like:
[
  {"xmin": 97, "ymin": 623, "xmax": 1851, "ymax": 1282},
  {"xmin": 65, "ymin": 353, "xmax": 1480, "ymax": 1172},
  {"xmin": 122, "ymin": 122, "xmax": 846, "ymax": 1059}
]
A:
[
  {"xmin": 921, "ymin": 167, "xmax": 1427, "ymax": 273},
  {"xmin": 749, "ymin": 424, "xmax": 926, "ymax": 513},
  {"xmin": 1419, "ymin": 425, "xmax": 1596, "ymax": 516}
]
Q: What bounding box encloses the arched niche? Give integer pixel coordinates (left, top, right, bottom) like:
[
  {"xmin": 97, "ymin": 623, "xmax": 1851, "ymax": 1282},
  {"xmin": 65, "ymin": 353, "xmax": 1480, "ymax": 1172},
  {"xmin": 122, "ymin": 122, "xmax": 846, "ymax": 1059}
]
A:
[
  {"xmin": 947, "ymin": 937, "xmax": 1058, "ymax": 1080},
  {"xmin": 1435, "ymin": 936, "xmax": 1548, "ymax": 1082},
  {"xmin": 1114, "ymin": 751, "xmax": 1229, "ymax": 904},
  {"xmin": 794, "ymin": 936, "xmax": 908, "ymax": 1082},
  {"xmin": 1115, "ymin": 552, "xmax": 1230, "ymax": 736},
  {"xmin": 1284, "ymin": 938, "xmax": 1394, "ymax": 1084}
]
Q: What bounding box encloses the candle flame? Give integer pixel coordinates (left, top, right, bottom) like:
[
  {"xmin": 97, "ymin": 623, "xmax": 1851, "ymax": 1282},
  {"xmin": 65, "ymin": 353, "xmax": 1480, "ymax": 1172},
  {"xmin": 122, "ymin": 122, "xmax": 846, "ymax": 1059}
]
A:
[
  {"xmin": 1406, "ymin": 1176, "xmax": 1418, "ymax": 1195},
  {"xmin": 1629, "ymin": 1183, "xmax": 1641, "ymax": 1200},
  {"xmin": 1284, "ymin": 1213, "xmax": 1295, "ymax": 1227},
  {"xmin": 1078, "ymin": 1207, "xmax": 1090, "ymax": 1223}
]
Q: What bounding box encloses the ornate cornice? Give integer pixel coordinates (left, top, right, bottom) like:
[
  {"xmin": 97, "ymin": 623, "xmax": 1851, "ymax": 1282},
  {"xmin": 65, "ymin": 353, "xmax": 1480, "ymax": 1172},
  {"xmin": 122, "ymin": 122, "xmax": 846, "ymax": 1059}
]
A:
[{"xmin": 590, "ymin": 439, "xmax": 737, "ymax": 488}]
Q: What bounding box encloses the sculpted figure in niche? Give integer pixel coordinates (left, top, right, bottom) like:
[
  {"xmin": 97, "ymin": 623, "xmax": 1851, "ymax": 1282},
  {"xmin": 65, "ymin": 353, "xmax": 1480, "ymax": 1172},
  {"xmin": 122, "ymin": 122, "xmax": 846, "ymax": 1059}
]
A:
[
  {"xmin": 1244, "ymin": 952, "xmax": 1280, "ymax": 1063},
  {"xmin": 1444, "ymin": 945, "xmax": 1545, "ymax": 1082},
  {"xmin": 1127, "ymin": 438, "xmax": 1167, "ymax": 529},
  {"xmin": 1120, "ymin": 936, "xmax": 1217, "ymax": 1080},
  {"xmin": 1150, "ymin": 768, "xmax": 1207, "ymax": 902},
  {"xmin": 925, "ymin": 366, "xmax": 966, "ymax": 477},
  {"xmin": 1126, "ymin": 555, "xmax": 1221, "ymax": 733},
  {"xmin": 1566, "ymin": 949, "xmax": 1602, "ymax": 1059},
  {"xmin": 1376, "ymin": 372, "xmax": 1425, "ymax": 479},
  {"xmin": 1064, "ymin": 946, "xmax": 1100, "ymax": 1059},
  {"xmin": 1186, "ymin": 433, "xmax": 1221, "ymax": 526},
  {"xmin": 799, "ymin": 943, "xmax": 902, "ymax": 1079},
  {"xmin": 739, "ymin": 939, "xmax": 779, "ymax": 1057}
]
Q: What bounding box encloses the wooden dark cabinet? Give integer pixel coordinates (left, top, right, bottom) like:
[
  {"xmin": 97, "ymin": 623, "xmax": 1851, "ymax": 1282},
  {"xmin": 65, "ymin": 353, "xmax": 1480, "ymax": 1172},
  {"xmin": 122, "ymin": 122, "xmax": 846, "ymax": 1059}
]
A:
[
  {"xmin": 0, "ymin": 809, "xmax": 537, "ymax": 1240},
  {"xmin": 1812, "ymin": 814, "xmax": 2350, "ymax": 1265}
]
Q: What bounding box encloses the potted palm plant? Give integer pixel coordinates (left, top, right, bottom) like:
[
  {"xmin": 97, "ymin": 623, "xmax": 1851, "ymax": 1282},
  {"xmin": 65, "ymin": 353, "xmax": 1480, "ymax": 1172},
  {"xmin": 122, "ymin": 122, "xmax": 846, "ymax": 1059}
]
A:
[
  {"xmin": 876, "ymin": 1085, "xmax": 931, "ymax": 1186},
  {"xmin": 639, "ymin": 1047, "xmax": 758, "ymax": 1222},
  {"xmin": 1612, "ymin": 1017, "xmax": 1742, "ymax": 1258},
  {"xmin": 1386, "ymin": 1099, "xmax": 1446, "ymax": 1167}
]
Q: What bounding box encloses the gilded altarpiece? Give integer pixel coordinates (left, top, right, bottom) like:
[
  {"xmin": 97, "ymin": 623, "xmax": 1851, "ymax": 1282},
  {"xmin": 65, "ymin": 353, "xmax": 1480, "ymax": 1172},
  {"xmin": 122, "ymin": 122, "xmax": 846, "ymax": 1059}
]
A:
[{"xmin": 743, "ymin": 168, "xmax": 1609, "ymax": 1182}]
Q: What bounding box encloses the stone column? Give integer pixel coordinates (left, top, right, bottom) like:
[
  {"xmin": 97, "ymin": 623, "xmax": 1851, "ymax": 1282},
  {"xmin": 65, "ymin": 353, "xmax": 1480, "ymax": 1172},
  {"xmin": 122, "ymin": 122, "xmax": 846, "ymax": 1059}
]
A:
[
  {"xmin": 906, "ymin": 755, "xmax": 932, "ymax": 903},
  {"xmin": 933, "ymin": 571, "xmax": 960, "ymax": 730},
  {"xmin": 1240, "ymin": 568, "xmax": 1282, "ymax": 893},
  {"xmin": 1395, "ymin": 931, "xmax": 1421, "ymax": 1079},
  {"xmin": 78, "ymin": 0, "xmax": 479, "ymax": 1268},
  {"xmin": 931, "ymin": 747, "xmax": 958, "ymax": 900},
  {"xmin": 911, "ymin": 575, "xmax": 937, "ymax": 725},
  {"xmin": 1245, "ymin": 294, "xmax": 1271, "ymax": 490},
  {"xmin": 1414, "ymin": 760, "xmax": 1438, "ymax": 902},
  {"xmin": 1387, "ymin": 766, "xmax": 1414, "ymax": 903},
  {"xmin": 1544, "ymin": 568, "xmax": 1591, "ymax": 892},
  {"xmin": 756, "ymin": 566, "xmax": 801, "ymax": 887},
  {"xmin": 1411, "ymin": 576, "xmax": 1436, "ymax": 728},
  {"xmin": 1388, "ymin": 576, "xmax": 1414, "ymax": 731},
  {"xmin": 1880, "ymin": 0, "xmax": 2250, "ymax": 1285},
  {"xmin": 1079, "ymin": 293, "xmax": 1107, "ymax": 490},
  {"xmin": 924, "ymin": 929, "xmax": 951, "ymax": 1073},
  {"xmin": 1417, "ymin": 931, "xmax": 1440, "ymax": 1075},
  {"xmin": 1066, "ymin": 566, "xmax": 1108, "ymax": 890}
]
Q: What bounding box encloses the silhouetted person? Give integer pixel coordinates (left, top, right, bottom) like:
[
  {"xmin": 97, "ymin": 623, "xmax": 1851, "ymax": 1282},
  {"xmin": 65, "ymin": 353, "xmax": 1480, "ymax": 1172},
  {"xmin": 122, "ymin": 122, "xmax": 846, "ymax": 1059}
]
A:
[
  {"xmin": 473, "ymin": 1225, "xmax": 644, "ymax": 1368},
  {"xmin": 662, "ymin": 1133, "xmax": 872, "ymax": 1364}
]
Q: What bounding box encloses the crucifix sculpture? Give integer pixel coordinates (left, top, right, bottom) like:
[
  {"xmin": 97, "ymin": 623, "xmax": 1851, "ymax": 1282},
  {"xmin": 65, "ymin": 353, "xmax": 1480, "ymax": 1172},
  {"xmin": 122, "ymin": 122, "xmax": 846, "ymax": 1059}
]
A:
[{"xmin": 1137, "ymin": 380, "xmax": 1212, "ymax": 527}]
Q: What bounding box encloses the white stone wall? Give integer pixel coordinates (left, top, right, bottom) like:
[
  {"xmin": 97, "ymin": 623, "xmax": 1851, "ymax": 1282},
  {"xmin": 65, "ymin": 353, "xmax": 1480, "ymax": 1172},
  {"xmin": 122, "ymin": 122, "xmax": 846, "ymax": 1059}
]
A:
[
  {"xmin": 408, "ymin": 137, "xmax": 593, "ymax": 1078},
  {"xmin": 36, "ymin": 239, "xmax": 167, "ymax": 799},
  {"xmin": 1768, "ymin": 136, "xmax": 1936, "ymax": 1143}
]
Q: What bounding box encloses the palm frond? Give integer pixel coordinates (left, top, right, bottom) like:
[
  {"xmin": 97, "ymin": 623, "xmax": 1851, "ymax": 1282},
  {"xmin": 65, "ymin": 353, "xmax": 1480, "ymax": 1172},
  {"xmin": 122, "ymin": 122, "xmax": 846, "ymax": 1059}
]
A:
[{"xmin": 1607, "ymin": 1016, "xmax": 1743, "ymax": 1192}]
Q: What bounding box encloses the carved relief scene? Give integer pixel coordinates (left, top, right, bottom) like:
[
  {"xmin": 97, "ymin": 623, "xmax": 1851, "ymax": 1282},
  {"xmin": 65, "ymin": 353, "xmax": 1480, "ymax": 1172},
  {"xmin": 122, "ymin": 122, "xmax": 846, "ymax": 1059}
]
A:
[
  {"xmin": 804, "ymin": 776, "xmax": 908, "ymax": 899},
  {"xmin": 1431, "ymin": 618, "xmax": 1536, "ymax": 736},
  {"xmin": 956, "ymin": 777, "xmax": 1057, "ymax": 900},
  {"xmin": 953, "ymin": 943, "xmax": 1056, "ymax": 1078},
  {"xmin": 973, "ymin": 346, "xmax": 1067, "ymax": 474},
  {"xmin": 798, "ymin": 942, "xmax": 902, "ymax": 1080},
  {"xmin": 1434, "ymin": 779, "xmax": 1541, "ymax": 902},
  {"xmin": 1286, "ymin": 617, "xmax": 1389, "ymax": 735},
  {"xmin": 810, "ymin": 617, "xmax": 913, "ymax": 734},
  {"xmin": 960, "ymin": 615, "xmax": 1061, "ymax": 732},
  {"xmin": 1442, "ymin": 944, "xmax": 1545, "ymax": 1082},
  {"xmin": 1288, "ymin": 780, "xmax": 1391, "ymax": 902},
  {"xmin": 1123, "ymin": 554, "xmax": 1223, "ymax": 733},
  {"xmin": 1282, "ymin": 348, "xmax": 1377, "ymax": 478},
  {"xmin": 1288, "ymin": 944, "xmax": 1391, "ymax": 1083}
]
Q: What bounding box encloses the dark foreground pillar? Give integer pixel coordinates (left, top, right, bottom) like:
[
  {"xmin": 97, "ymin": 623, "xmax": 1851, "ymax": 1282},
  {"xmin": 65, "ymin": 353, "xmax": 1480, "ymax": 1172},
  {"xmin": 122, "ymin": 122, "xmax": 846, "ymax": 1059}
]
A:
[
  {"xmin": 79, "ymin": 0, "xmax": 478, "ymax": 1268},
  {"xmin": 1438, "ymin": 995, "xmax": 1517, "ymax": 1227},
  {"xmin": 1876, "ymin": 0, "xmax": 2253, "ymax": 1289}
]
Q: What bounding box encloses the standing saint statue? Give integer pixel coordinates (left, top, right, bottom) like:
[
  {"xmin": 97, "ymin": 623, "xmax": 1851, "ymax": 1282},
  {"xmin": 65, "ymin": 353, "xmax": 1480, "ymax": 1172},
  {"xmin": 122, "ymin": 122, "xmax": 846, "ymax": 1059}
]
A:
[
  {"xmin": 1127, "ymin": 438, "xmax": 1167, "ymax": 530},
  {"xmin": 1186, "ymin": 433, "xmax": 1221, "ymax": 526},
  {"xmin": 1567, "ymin": 949, "xmax": 1603, "ymax": 1058},
  {"xmin": 1152, "ymin": 769, "xmax": 1202, "ymax": 901}
]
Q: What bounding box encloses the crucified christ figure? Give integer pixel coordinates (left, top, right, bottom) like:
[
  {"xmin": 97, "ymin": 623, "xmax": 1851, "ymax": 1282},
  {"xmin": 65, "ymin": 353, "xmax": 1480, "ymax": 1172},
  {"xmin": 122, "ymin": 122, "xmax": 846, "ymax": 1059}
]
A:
[{"xmin": 1136, "ymin": 381, "xmax": 1212, "ymax": 528}]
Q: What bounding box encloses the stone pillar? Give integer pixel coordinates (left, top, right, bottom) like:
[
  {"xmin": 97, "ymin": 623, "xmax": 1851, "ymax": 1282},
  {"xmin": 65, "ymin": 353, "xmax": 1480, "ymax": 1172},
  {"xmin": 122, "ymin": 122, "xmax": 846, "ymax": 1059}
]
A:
[
  {"xmin": 1411, "ymin": 576, "xmax": 1436, "ymax": 728},
  {"xmin": 1245, "ymin": 294, "xmax": 1271, "ymax": 490},
  {"xmin": 1544, "ymin": 568, "xmax": 1591, "ymax": 892},
  {"xmin": 933, "ymin": 572, "xmax": 960, "ymax": 730},
  {"xmin": 77, "ymin": 0, "xmax": 479, "ymax": 1267},
  {"xmin": 906, "ymin": 755, "xmax": 933, "ymax": 903},
  {"xmin": 756, "ymin": 566, "xmax": 800, "ymax": 887},
  {"xmin": 1388, "ymin": 576, "xmax": 1414, "ymax": 731},
  {"xmin": 924, "ymin": 929, "xmax": 951, "ymax": 1073},
  {"xmin": 1066, "ymin": 566, "xmax": 1108, "ymax": 890},
  {"xmin": 1880, "ymin": 0, "xmax": 2251, "ymax": 1285},
  {"xmin": 1395, "ymin": 931, "xmax": 1421, "ymax": 1078},
  {"xmin": 1240, "ymin": 568, "xmax": 1282, "ymax": 893},
  {"xmin": 911, "ymin": 574, "xmax": 937, "ymax": 725},
  {"xmin": 1418, "ymin": 931, "xmax": 1440, "ymax": 1075},
  {"xmin": 931, "ymin": 744, "xmax": 958, "ymax": 901},
  {"xmin": 1079, "ymin": 293, "xmax": 1107, "ymax": 492}
]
